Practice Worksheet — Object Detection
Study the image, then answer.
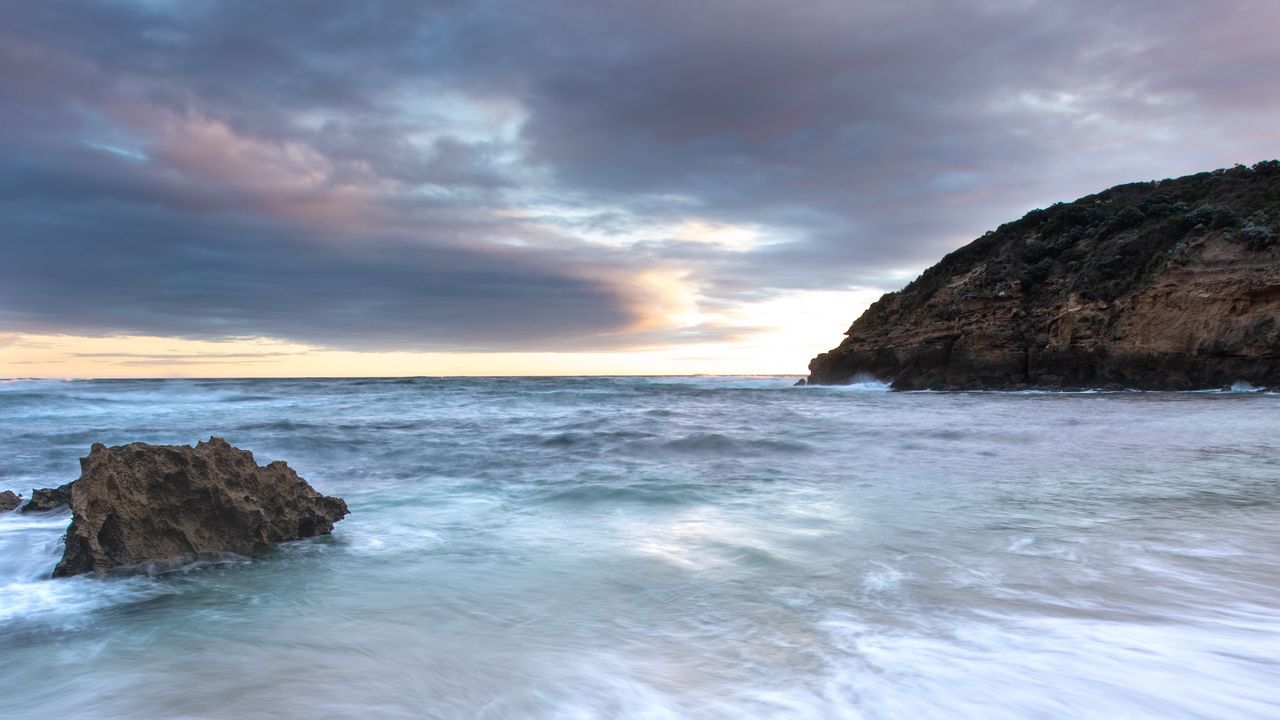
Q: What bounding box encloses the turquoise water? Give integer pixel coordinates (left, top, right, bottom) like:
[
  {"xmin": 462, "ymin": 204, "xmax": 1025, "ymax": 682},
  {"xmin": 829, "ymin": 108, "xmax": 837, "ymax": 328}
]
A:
[{"xmin": 1, "ymin": 377, "xmax": 1278, "ymax": 719}]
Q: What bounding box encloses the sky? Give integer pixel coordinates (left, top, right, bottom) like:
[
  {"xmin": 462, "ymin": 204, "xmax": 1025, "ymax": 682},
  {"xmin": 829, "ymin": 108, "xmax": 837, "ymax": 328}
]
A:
[{"xmin": 2, "ymin": 0, "xmax": 1278, "ymax": 378}]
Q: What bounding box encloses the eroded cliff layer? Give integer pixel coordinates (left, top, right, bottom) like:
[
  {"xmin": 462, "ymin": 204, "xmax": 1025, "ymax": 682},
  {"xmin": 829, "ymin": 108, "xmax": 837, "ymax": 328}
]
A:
[{"xmin": 808, "ymin": 162, "xmax": 1280, "ymax": 389}]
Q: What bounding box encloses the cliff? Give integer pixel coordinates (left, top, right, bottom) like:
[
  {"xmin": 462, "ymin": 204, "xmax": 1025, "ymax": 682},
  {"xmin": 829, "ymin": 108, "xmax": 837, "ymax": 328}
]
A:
[{"xmin": 807, "ymin": 161, "xmax": 1280, "ymax": 390}]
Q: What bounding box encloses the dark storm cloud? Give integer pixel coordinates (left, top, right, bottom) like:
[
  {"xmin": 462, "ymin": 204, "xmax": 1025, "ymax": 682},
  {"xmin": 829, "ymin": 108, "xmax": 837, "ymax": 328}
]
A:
[
  {"xmin": 1, "ymin": 0, "xmax": 1277, "ymax": 349},
  {"xmin": 508, "ymin": 0, "xmax": 1280, "ymax": 290},
  {"xmin": 0, "ymin": 173, "xmax": 631, "ymax": 351}
]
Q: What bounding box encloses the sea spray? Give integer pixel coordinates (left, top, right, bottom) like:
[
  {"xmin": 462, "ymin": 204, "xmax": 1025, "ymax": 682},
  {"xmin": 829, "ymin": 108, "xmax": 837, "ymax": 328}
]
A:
[{"xmin": 1, "ymin": 377, "xmax": 1277, "ymax": 719}]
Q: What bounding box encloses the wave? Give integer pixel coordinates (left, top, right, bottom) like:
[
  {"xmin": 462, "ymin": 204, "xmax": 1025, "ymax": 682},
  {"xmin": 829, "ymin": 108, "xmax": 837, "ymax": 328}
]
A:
[
  {"xmin": 530, "ymin": 483, "xmax": 707, "ymax": 507},
  {"xmin": 0, "ymin": 576, "xmax": 179, "ymax": 637},
  {"xmin": 659, "ymin": 432, "xmax": 812, "ymax": 455},
  {"xmin": 3, "ymin": 376, "xmax": 1279, "ymax": 719},
  {"xmin": 217, "ymin": 393, "xmax": 276, "ymax": 403},
  {"xmin": 537, "ymin": 430, "xmax": 656, "ymax": 449},
  {"xmin": 231, "ymin": 420, "xmax": 323, "ymax": 432},
  {"xmin": 815, "ymin": 377, "xmax": 893, "ymax": 392}
]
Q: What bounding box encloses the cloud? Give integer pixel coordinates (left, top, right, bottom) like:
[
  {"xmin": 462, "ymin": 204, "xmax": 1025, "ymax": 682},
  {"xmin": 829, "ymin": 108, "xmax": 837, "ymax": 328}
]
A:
[
  {"xmin": 1, "ymin": 0, "xmax": 1277, "ymax": 352},
  {"xmin": 0, "ymin": 194, "xmax": 634, "ymax": 351}
]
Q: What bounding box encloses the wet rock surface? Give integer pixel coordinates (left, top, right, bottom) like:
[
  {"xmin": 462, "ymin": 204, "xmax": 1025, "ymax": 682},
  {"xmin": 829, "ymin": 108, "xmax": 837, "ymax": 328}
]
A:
[
  {"xmin": 53, "ymin": 437, "xmax": 349, "ymax": 577},
  {"xmin": 808, "ymin": 162, "xmax": 1280, "ymax": 389},
  {"xmin": 21, "ymin": 483, "xmax": 74, "ymax": 513},
  {"xmin": 0, "ymin": 490, "xmax": 20, "ymax": 512}
]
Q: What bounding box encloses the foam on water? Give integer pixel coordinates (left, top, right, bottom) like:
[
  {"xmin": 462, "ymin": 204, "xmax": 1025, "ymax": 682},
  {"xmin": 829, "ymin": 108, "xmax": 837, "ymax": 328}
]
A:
[
  {"xmin": 808, "ymin": 375, "xmax": 893, "ymax": 392},
  {"xmin": 0, "ymin": 378, "xmax": 1278, "ymax": 719}
]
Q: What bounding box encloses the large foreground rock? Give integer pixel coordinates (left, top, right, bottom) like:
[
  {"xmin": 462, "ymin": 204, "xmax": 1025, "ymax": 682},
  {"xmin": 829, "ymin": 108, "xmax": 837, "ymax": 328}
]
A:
[
  {"xmin": 808, "ymin": 162, "xmax": 1280, "ymax": 389},
  {"xmin": 53, "ymin": 438, "xmax": 348, "ymax": 577}
]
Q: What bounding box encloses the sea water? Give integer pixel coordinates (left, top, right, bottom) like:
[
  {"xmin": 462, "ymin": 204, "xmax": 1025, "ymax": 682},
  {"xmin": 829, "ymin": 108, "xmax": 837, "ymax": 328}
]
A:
[{"xmin": 0, "ymin": 377, "xmax": 1277, "ymax": 719}]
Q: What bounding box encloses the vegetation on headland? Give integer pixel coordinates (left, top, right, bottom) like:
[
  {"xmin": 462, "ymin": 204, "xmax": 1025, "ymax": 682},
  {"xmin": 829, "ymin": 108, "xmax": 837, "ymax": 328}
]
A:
[{"xmin": 809, "ymin": 161, "xmax": 1280, "ymax": 389}]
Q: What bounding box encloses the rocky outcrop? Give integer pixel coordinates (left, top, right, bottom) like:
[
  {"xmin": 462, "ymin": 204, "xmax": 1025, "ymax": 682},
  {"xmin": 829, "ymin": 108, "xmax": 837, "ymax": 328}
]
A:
[
  {"xmin": 21, "ymin": 482, "xmax": 73, "ymax": 512},
  {"xmin": 808, "ymin": 161, "xmax": 1280, "ymax": 389},
  {"xmin": 0, "ymin": 490, "xmax": 20, "ymax": 512},
  {"xmin": 53, "ymin": 438, "xmax": 348, "ymax": 577}
]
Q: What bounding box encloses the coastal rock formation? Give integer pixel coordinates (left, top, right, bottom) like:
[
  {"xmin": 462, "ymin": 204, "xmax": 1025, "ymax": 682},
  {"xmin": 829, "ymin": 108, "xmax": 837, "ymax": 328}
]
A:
[
  {"xmin": 21, "ymin": 482, "xmax": 73, "ymax": 512},
  {"xmin": 808, "ymin": 162, "xmax": 1280, "ymax": 389},
  {"xmin": 53, "ymin": 438, "xmax": 349, "ymax": 577},
  {"xmin": 0, "ymin": 490, "xmax": 20, "ymax": 512}
]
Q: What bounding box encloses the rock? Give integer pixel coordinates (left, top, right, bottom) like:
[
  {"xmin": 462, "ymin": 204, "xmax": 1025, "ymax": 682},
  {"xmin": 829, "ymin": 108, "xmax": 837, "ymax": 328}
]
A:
[
  {"xmin": 793, "ymin": 377, "xmax": 807, "ymax": 386},
  {"xmin": 21, "ymin": 482, "xmax": 74, "ymax": 512},
  {"xmin": 0, "ymin": 490, "xmax": 20, "ymax": 512},
  {"xmin": 53, "ymin": 437, "xmax": 349, "ymax": 578},
  {"xmin": 808, "ymin": 161, "xmax": 1280, "ymax": 389}
]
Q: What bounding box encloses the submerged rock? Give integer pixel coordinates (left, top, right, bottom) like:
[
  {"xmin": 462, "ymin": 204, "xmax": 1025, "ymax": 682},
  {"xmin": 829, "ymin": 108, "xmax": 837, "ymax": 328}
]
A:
[
  {"xmin": 0, "ymin": 490, "xmax": 20, "ymax": 512},
  {"xmin": 53, "ymin": 437, "xmax": 348, "ymax": 578},
  {"xmin": 21, "ymin": 482, "xmax": 74, "ymax": 512},
  {"xmin": 808, "ymin": 162, "xmax": 1280, "ymax": 389}
]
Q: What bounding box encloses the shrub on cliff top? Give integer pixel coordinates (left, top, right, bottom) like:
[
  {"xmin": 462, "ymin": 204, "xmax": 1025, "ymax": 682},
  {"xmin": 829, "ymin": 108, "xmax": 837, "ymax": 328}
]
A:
[
  {"xmin": 1241, "ymin": 223, "xmax": 1275, "ymax": 250},
  {"xmin": 1185, "ymin": 204, "xmax": 1238, "ymax": 231}
]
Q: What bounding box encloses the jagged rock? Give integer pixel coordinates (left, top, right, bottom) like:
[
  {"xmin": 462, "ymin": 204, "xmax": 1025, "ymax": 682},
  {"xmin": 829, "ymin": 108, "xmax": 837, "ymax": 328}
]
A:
[
  {"xmin": 0, "ymin": 490, "xmax": 20, "ymax": 512},
  {"xmin": 53, "ymin": 437, "xmax": 349, "ymax": 577},
  {"xmin": 21, "ymin": 482, "xmax": 74, "ymax": 512},
  {"xmin": 793, "ymin": 378, "xmax": 807, "ymax": 386},
  {"xmin": 808, "ymin": 161, "xmax": 1280, "ymax": 389}
]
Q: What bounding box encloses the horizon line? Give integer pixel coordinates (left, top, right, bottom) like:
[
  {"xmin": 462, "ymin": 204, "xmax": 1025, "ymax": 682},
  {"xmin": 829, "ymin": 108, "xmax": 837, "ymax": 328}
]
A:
[{"xmin": 1, "ymin": 373, "xmax": 808, "ymax": 382}]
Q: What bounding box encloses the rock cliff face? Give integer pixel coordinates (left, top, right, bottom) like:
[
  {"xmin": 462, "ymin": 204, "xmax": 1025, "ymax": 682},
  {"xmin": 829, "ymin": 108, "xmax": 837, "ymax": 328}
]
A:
[
  {"xmin": 808, "ymin": 162, "xmax": 1280, "ymax": 390},
  {"xmin": 54, "ymin": 438, "xmax": 348, "ymax": 577}
]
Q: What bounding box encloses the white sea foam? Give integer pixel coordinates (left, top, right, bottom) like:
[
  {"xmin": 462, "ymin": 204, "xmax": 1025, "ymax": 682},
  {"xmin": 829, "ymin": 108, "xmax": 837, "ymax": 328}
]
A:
[
  {"xmin": 831, "ymin": 379, "xmax": 893, "ymax": 392},
  {"xmin": 0, "ymin": 378, "xmax": 1277, "ymax": 718}
]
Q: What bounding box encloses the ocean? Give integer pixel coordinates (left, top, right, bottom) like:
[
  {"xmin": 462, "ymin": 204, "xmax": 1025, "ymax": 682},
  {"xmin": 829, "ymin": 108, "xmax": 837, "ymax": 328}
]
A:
[{"xmin": 0, "ymin": 377, "xmax": 1277, "ymax": 719}]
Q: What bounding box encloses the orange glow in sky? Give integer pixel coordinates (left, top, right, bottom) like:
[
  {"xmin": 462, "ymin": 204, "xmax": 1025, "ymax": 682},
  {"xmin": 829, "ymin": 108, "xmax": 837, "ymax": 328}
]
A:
[{"xmin": 0, "ymin": 289, "xmax": 883, "ymax": 378}]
